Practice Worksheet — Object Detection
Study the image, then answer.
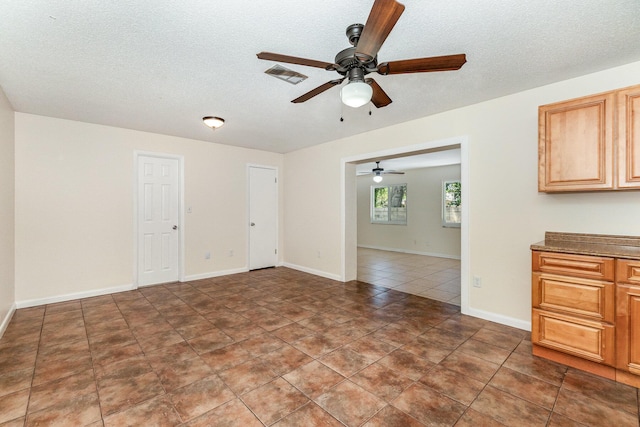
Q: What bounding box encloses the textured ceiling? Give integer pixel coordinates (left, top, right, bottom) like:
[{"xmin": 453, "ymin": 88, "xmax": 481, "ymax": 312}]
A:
[
  {"xmin": 355, "ymin": 148, "xmax": 461, "ymax": 175},
  {"xmin": 1, "ymin": 0, "xmax": 640, "ymax": 154}
]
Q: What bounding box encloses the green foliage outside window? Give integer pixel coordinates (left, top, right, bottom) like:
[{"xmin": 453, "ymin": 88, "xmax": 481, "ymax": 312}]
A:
[
  {"xmin": 371, "ymin": 184, "xmax": 407, "ymax": 224},
  {"xmin": 443, "ymin": 180, "xmax": 461, "ymax": 227}
]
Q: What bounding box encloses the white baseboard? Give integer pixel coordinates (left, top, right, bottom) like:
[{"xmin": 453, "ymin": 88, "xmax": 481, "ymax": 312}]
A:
[
  {"xmin": 463, "ymin": 306, "xmax": 531, "ymax": 332},
  {"xmin": 282, "ymin": 263, "xmax": 342, "ymax": 282},
  {"xmin": 0, "ymin": 303, "xmax": 17, "ymax": 339},
  {"xmin": 183, "ymin": 267, "xmax": 249, "ymax": 282},
  {"xmin": 357, "ymin": 244, "xmax": 461, "ymax": 260},
  {"xmin": 15, "ymin": 284, "xmax": 136, "ymax": 309}
]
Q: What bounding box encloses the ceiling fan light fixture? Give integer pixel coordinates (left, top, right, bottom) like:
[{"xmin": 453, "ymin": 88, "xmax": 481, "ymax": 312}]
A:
[
  {"xmin": 373, "ymin": 172, "xmax": 383, "ymax": 183},
  {"xmin": 340, "ymin": 81, "xmax": 373, "ymax": 108},
  {"xmin": 202, "ymin": 116, "xmax": 225, "ymax": 129}
]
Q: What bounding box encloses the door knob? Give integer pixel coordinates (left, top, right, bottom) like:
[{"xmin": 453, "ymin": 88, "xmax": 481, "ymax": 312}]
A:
[
  {"xmin": 250, "ymin": 222, "xmax": 255, "ymax": 226},
  {"xmin": 172, "ymin": 225, "xmax": 178, "ymax": 230}
]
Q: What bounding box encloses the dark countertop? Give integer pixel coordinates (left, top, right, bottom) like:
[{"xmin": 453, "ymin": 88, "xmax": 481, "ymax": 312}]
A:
[{"xmin": 531, "ymin": 232, "xmax": 640, "ymax": 260}]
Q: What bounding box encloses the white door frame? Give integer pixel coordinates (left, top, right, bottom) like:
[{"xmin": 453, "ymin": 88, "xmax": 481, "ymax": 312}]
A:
[
  {"xmin": 340, "ymin": 136, "xmax": 470, "ymax": 314},
  {"xmin": 133, "ymin": 151, "xmax": 185, "ymax": 287},
  {"xmin": 246, "ymin": 164, "xmax": 279, "ymax": 270}
]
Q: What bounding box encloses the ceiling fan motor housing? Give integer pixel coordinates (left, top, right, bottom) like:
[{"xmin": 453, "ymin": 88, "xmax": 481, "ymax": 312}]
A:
[
  {"xmin": 346, "ymin": 23, "xmax": 364, "ymax": 46},
  {"xmin": 334, "ymin": 23, "xmax": 381, "ymax": 80}
]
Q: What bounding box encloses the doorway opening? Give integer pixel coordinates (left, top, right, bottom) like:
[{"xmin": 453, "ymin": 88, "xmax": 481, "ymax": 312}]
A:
[{"xmin": 341, "ymin": 136, "xmax": 470, "ymax": 314}]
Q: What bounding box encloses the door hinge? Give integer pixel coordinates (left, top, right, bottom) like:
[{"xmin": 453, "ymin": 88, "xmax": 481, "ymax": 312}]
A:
[
  {"xmin": 275, "ymin": 249, "xmax": 277, "ymax": 254},
  {"xmin": 275, "ymin": 177, "xmax": 277, "ymax": 183}
]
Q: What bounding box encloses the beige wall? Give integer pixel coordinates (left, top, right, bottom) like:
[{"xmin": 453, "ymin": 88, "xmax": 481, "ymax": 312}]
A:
[
  {"xmin": 0, "ymin": 87, "xmax": 15, "ymax": 329},
  {"xmin": 357, "ymin": 165, "xmax": 461, "ymax": 258},
  {"xmin": 8, "ymin": 61, "xmax": 640, "ymax": 329},
  {"xmin": 14, "ymin": 114, "xmax": 283, "ymax": 304},
  {"xmin": 284, "ymin": 60, "xmax": 640, "ymax": 328}
]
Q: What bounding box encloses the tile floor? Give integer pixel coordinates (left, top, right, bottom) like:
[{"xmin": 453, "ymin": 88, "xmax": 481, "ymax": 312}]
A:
[
  {"xmin": 1, "ymin": 267, "xmax": 638, "ymax": 426},
  {"xmin": 358, "ymin": 248, "xmax": 461, "ymax": 305}
]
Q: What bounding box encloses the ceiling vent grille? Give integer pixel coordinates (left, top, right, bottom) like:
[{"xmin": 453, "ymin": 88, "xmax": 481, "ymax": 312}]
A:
[{"xmin": 264, "ymin": 64, "xmax": 308, "ymax": 85}]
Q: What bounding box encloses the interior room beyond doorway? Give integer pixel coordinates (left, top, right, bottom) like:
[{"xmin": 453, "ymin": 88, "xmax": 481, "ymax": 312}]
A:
[{"xmin": 357, "ymin": 248, "xmax": 461, "ymax": 306}]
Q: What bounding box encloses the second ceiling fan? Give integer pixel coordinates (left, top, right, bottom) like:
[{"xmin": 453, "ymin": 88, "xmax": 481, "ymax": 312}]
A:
[
  {"xmin": 257, "ymin": 0, "xmax": 466, "ymax": 108},
  {"xmin": 359, "ymin": 161, "xmax": 405, "ymax": 182}
]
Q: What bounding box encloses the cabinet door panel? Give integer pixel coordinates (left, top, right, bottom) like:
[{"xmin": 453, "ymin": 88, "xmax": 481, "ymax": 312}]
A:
[
  {"xmin": 532, "ymin": 251, "xmax": 615, "ymax": 281},
  {"xmin": 532, "ymin": 309, "xmax": 615, "ymax": 365},
  {"xmin": 617, "ymin": 85, "xmax": 640, "ymax": 188},
  {"xmin": 532, "ymin": 273, "xmax": 614, "ymax": 322},
  {"xmin": 616, "ymin": 283, "xmax": 640, "ymax": 374},
  {"xmin": 538, "ymin": 92, "xmax": 614, "ymax": 192}
]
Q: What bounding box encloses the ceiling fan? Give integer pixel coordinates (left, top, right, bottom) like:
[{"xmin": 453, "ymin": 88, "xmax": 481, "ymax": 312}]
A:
[
  {"xmin": 358, "ymin": 161, "xmax": 405, "ymax": 182},
  {"xmin": 257, "ymin": 0, "xmax": 466, "ymax": 108}
]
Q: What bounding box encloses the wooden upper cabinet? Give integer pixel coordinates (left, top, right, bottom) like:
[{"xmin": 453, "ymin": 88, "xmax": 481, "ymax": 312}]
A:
[
  {"xmin": 617, "ymin": 86, "xmax": 640, "ymax": 188},
  {"xmin": 539, "ymin": 91, "xmax": 615, "ymax": 192},
  {"xmin": 538, "ymin": 83, "xmax": 640, "ymax": 192}
]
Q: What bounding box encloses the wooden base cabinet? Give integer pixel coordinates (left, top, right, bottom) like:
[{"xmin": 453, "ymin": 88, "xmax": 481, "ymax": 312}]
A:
[
  {"xmin": 531, "ymin": 234, "xmax": 640, "ymax": 387},
  {"xmin": 532, "ymin": 250, "xmax": 640, "ymax": 386}
]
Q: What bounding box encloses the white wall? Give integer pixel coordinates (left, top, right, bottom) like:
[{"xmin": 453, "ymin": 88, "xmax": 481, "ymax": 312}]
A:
[
  {"xmin": 283, "ymin": 60, "xmax": 640, "ymax": 328},
  {"xmin": 357, "ymin": 164, "xmax": 461, "ymax": 258},
  {"xmin": 0, "ymin": 87, "xmax": 15, "ymax": 332},
  {"xmin": 14, "ymin": 114, "xmax": 284, "ymax": 305}
]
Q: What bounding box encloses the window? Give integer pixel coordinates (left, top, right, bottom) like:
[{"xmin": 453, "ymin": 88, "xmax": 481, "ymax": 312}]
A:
[
  {"xmin": 443, "ymin": 180, "xmax": 461, "ymax": 227},
  {"xmin": 371, "ymin": 184, "xmax": 407, "ymax": 224}
]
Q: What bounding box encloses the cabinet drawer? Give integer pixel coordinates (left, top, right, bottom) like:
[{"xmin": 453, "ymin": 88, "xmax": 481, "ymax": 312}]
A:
[
  {"xmin": 532, "ymin": 273, "xmax": 614, "ymax": 322},
  {"xmin": 616, "ymin": 259, "xmax": 640, "ymax": 285},
  {"xmin": 532, "ymin": 308, "xmax": 615, "ymax": 365},
  {"xmin": 532, "ymin": 251, "xmax": 614, "ymax": 281}
]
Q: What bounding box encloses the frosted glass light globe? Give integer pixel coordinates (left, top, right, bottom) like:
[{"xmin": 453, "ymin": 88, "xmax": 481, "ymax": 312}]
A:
[{"xmin": 340, "ymin": 81, "xmax": 373, "ymax": 108}]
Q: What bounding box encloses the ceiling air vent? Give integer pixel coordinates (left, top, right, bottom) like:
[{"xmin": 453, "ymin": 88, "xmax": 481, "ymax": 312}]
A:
[{"xmin": 264, "ymin": 64, "xmax": 308, "ymax": 85}]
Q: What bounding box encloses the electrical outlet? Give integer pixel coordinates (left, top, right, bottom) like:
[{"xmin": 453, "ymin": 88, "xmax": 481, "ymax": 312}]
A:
[
  {"xmin": 228, "ymin": 250, "xmax": 234, "ymax": 257},
  {"xmin": 317, "ymin": 251, "xmax": 321, "ymax": 258},
  {"xmin": 205, "ymin": 252, "xmax": 211, "ymax": 260},
  {"xmin": 473, "ymin": 276, "xmax": 482, "ymax": 288}
]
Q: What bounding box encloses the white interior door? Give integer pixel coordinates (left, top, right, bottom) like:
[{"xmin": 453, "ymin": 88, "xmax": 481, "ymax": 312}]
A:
[
  {"xmin": 137, "ymin": 155, "xmax": 180, "ymax": 286},
  {"xmin": 249, "ymin": 166, "xmax": 278, "ymax": 270}
]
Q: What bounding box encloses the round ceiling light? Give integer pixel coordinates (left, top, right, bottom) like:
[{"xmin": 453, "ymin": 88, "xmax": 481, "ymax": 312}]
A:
[{"xmin": 202, "ymin": 116, "xmax": 225, "ymax": 129}]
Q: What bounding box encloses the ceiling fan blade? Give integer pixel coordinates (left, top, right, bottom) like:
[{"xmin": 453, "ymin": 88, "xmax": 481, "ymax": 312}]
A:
[
  {"xmin": 366, "ymin": 78, "xmax": 392, "ymax": 108},
  {"xmin": 257, "ymin": 52, "xmax": 336, "ymax": 70},
  {"xmin": 355, "ymin": 0, "xmax": 405, "ymax": 63},
  {"xmin": 291, "ymin": 78, "xmax": 345, "ymax": 103},
  {"xmin": 383, "ymin": 171, "xmax": 404, "ymax": 174},
  {"xmin": 377, "ymin": 54, "xmax": 467, "ymax": 75}
]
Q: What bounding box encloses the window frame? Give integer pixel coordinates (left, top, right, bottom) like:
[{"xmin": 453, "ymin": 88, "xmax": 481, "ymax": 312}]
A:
[
  {"xmin": 370, "ymin": 183, "xmax": 408, "ymax": 225},
  {"xmin": 442, "ymin": 180, "xmax": 461, "ymax": 228}
]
